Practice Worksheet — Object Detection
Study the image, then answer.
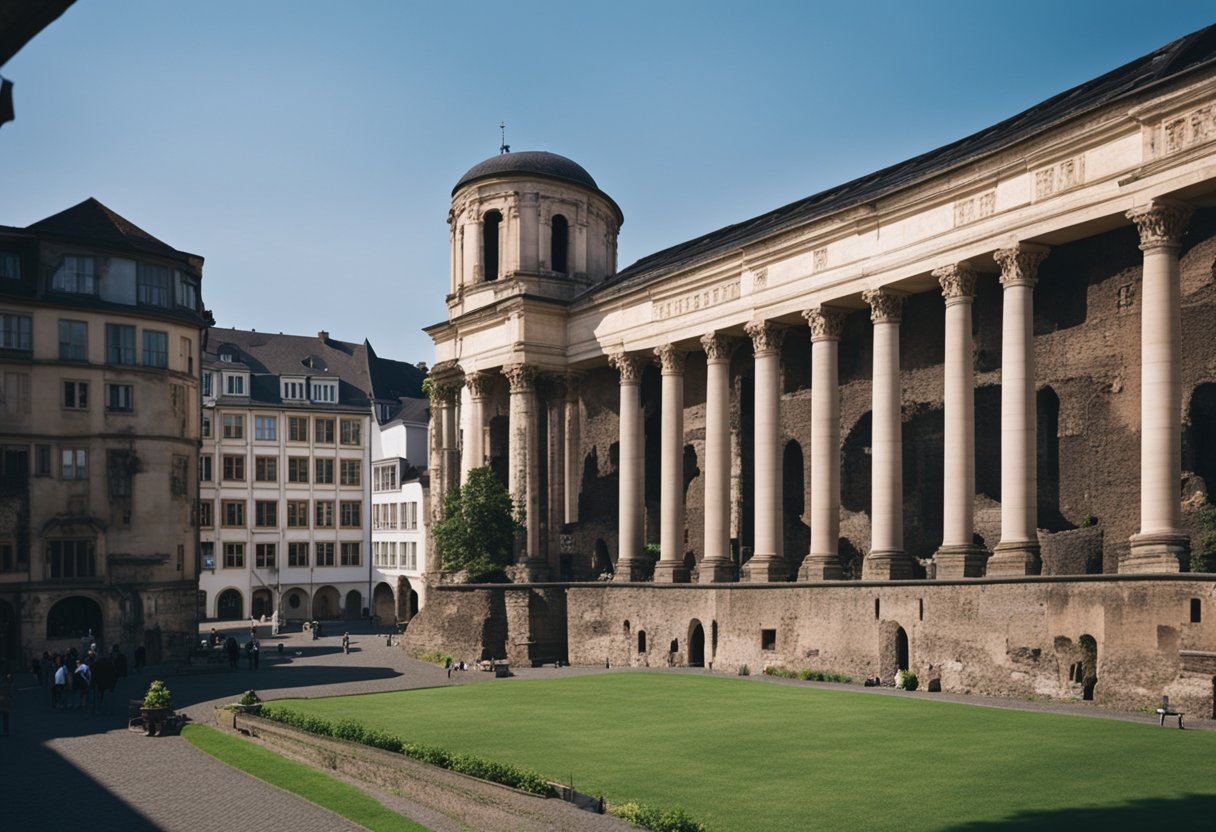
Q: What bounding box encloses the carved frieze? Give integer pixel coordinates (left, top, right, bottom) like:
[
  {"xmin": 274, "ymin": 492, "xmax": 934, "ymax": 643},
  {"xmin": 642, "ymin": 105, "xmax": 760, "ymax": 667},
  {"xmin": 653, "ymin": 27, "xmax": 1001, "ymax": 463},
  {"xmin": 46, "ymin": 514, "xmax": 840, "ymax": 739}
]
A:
[
  {"xmin": 652, "ymin": 279, "xmax": 741, "ymax": 321},
  {"xmin": 813, "ymin": 247, "xmax": 828, "ymax": 272},
  {"xmin": 1034, "ymin": 155, "xmax": 1085, "ymax": 200},
  {"xmin": 501, "ymin": 363, "xmax": 536, "ymax": 393},
  {"xmin": 803, "ymin": 307, "xmax": 847, "ymax": 341},
  {"xmin": 862, "ymin": 288, "xmax": 906, "ymax": 324},
  {"xmin": 700, "ymin": 332, "xmax": 734, "ymax": 362},
  {"xmin": 608, "ymin": 352, "xmax": 647, "ymax": 384},
  {"xmin": 934, "ymin": 262, "xmax": 977, "ymax": 300},
  {"xmin": 654, "ymin": 344, "xmax": 687, "ymax": 374},
  {"xmin": 1126, "ymin": 201, "xmax": 1193, "ymax": 251},
  {"xmin": 753, "ymin": 268, "xmax": 767, "ymax": 290},
  {"xmin": 954, "ymin": 190, "xmax": 996, "ymax": 226},
  {"xmin": 744, "ymin": 320, "xmax": 785, "ymax": 356},
  {"xmin": 1162, "ymin": 103, "xmax": 1215, "ymax": 156},
  {"xmin": 994, "ymin": 244, "xmax": 1050, "ymax": 288}
]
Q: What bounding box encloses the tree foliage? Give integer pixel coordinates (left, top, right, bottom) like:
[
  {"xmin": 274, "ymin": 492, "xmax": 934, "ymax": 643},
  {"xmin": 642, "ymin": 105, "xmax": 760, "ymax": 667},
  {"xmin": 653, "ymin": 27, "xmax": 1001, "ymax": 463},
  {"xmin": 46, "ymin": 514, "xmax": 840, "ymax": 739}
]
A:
[{"xmin": 433, "ymin": 466, "xmax": 522, "ymax": 577}]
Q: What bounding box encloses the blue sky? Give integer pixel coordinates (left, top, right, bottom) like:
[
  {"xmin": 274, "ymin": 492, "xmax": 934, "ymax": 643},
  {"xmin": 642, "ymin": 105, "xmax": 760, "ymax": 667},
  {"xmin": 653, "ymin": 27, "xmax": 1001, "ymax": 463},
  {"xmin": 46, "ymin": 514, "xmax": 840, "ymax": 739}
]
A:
[{"xmin": 1, "ymin": 2, "xmax": 1212, "ymax": 363}]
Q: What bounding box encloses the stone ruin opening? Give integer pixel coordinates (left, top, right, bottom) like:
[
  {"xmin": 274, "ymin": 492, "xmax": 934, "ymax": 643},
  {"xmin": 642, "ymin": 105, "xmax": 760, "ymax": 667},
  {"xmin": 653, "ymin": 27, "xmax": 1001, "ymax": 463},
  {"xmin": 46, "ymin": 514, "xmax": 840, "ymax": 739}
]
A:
[{"xmin": 688, "ymin": 619, "xmax": 705, "ymax": 667}]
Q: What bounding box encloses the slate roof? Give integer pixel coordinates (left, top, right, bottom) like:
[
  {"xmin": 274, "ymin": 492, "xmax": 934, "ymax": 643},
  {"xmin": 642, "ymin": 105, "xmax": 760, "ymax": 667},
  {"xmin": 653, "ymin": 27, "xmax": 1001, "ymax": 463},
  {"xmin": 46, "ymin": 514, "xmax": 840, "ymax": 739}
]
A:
[
  {"xmin": 586, "ymin": 24, "xmax": 1216, "ymax": 298},
  {"xmin": 455, "ymin": 150, "xmax": 599, "ymax": 193},
  {"xmin": 28, "ymin": 197, "xmax": 195, "ymax": 260}
]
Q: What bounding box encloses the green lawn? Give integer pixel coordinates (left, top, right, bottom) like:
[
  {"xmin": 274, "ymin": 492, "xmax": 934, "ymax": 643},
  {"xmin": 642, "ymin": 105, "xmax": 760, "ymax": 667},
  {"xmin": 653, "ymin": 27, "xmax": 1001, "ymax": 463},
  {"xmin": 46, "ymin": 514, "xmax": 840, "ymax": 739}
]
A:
[
  {"xmin": 182, "ymin": 724, "xmax": 426, "ymax": 832},
  {"xmin": 276, "ymin": 673, "xmax": 1216, "ymax": 831}
]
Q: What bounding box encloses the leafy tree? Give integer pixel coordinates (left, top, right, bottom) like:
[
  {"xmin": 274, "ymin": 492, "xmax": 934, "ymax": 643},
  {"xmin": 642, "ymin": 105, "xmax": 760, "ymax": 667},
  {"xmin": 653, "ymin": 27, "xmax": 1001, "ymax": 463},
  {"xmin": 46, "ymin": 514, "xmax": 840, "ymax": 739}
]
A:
[
  {"xmin": 1192, "ymin": 503, "xmax": 1216, "ymax": 573},
  {"xmin": 433, "ymin": 466, "xmax": 523, "ymax": 577}
]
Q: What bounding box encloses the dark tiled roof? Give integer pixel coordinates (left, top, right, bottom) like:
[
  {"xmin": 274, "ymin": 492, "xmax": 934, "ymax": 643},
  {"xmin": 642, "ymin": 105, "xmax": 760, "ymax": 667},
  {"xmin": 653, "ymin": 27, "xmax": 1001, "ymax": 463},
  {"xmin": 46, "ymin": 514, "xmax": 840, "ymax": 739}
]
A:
[
  {"xmin": 365, "ymin": 340, "xmax": 427, "ymax": 403},
  {"xmin": 455, "ymin": 150, "xmax": 599, "ymax": 193},
  {"xmin": 587, "ymin": 24, "xmax": 1216, "ymax": 298},
  {"xmin": 391, "ymin": 397, "xmax": 430, "ymax": 425},
  {"xmin": 28, "ymin": 197, "xmax": 193, "ymax": 259}
]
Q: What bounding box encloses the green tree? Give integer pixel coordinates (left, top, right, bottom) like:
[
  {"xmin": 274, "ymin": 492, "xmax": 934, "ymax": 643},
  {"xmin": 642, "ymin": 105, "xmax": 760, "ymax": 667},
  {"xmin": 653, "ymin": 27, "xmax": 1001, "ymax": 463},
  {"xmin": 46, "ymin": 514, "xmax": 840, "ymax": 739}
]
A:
[
  {"xmin": 1192, "ymin": 503, "xmax": 1216, "ymax": 572},
  {"xmin": 433, "ymin": 466, "xmax": 523, "ymax": 578}
]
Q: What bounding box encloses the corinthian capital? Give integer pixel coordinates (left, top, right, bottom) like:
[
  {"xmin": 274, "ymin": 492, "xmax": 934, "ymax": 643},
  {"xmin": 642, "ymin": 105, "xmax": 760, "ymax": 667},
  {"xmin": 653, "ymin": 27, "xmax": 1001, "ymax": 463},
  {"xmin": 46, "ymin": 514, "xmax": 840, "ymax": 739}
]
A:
[
  {"xmin": 654, "ymin": 344, "xmax": 687, "ymax": 375},
  {"xmin": 1126, "ymin": 200, "xmax": 1193, "ymax": 251},
  {"xmin": 862, "ymin": 288, "xmax": 906, "ymax": 324},
  {"xmin": 803, "ymin": 306, "xmax": 848, "ymax": 341},
  {"xmin": 934, "ymin": 261, "xmax": 977, "ymax": 302},
  {"xmin": 744, "ymin": 320, "xmax": 784, "ymax": 356},
  {"xmin": 465, "ymin": 371, "xmax": 494, "ymax": 400},
  {"xmin": 501, "ymin": 363, "xmax": 536, "ymax": 393},
  {"xmin": 700, "ymin": 331, "xmax": 734, "ymax": 362},
  {"xmin": 608, "ymin": 352, "xmax": 647, "ymax": 384},
  {"xmin": 994, "ymin": 243, "xmax": 1050, "ymax": 289}
]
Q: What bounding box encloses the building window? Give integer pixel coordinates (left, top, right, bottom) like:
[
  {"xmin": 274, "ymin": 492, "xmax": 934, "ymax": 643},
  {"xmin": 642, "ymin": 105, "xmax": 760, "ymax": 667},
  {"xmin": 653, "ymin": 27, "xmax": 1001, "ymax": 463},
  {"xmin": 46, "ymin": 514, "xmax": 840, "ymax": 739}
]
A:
[
  {"xmin": 287, "ymin": 457, "xmax": 309, "ymax": 483},
  {"xmin": 105, "ymin": 324, "xmax": 136, "ymax": 365},
  {"xmin": 1192, "ymin": 598, "xmax": 1202, "ymax": 624},
  {"xmin": 200, "ymin": 541, "xmax": 215, "ymax": 570},
  {"xmin": 340, "ymin": 500, "xmax": 361, "ymax": 528},
  {"xmin": 202, "ymin": 411, "xmax": 212, "ymax": 438},
  {"xmin": 340, "ymin": 419, "xmax": 361, "ymax": 446},
  {"xmin": 288, "ymin": 542, "xmax": 308, "ymax": 567},
  {"xmin": 181, "ymin": 336, "xmax": 193, "ymax": 375},
  {"xmin": 175, "ymin": 271, "xmax": 199, "ymax": 311},
  {"xmin": 223, "ymin": 542, "xmax": 245, "ymax": 568},
  {"xmin": 58, "ymin": 320, "xmax": 88, "ymax": 361},
  {"xmin": 254, "ymin": 456, "xmax": 277, "ymax": 482},
  {"xmin": 403, "ymin": 501, "xmax": 418, "ymax": 531},
  {"xmin": 761, "ymin": 629, "xmax": 777, "ymax": 651},
  {"xmin": 282, "ymin": 379, "xmax": 306, "ymax": 400},
  {"xmin": 35, "ymin": 444, "xmax": 51, "ymax": 476},
  {"xmin": 137, "ymin": 262, "xmax": 171, "ymax": 307},
  {"xmin": 288, "ymin": 416, "xmax": 308, "ymax": 442},
  {"xmin": 202, "ymin": 371, "xmax": 214, "ymax": 397},
  {"xmin": 199, "ymin": 455, "xmax": 213, "ymax": 482},
  {"xmin": 224, "ymin": 373, "xmax": 247, "ymax": 396},
  {"xmin": 0, "ymin": 313, "xmax": 31, "ymax": 350},
  {"xmin": 218, "ymin": 345, "xmax": 238, "ymax": 363},
  {"xmin": 403, "ymin": 540, "xmax": 418, "ymax": 570},
  {"xmin": 0, "ymin": 251, "xmax": 20, "ymax": 280},
  {"xmin": 340, "ymin": 459, "xmax": 361, "ymax": 486},
  {"xmin": 315, "ymin": 542, "xmax": 335, "ymax": 567},
  {"xmin": 142, "ymin": 330, "xmax": 168, "ymax": 368},
  {"xmin": 315, "ymin": 500, "xmax": 335, "ymax": 528},
  {"xmin": 551, "ymin": 213, "xmax": 569, "ymax": 274},
  {"xmin": 1, "ymin": 372, "xmax": 29, "ymax": 414},
  {"xmin": 314, "ymin": 417, "xmax": 335, "ymax": 444},
  {"xmin": 373, "ymin": 463, "xmax": 397, "ymax": 492},
  {"xmin": 314, "ymin": 458, "xmax": 334, "ymax": 484},
  {"xmin": 61, "ymin": 448, "xmax": 88, "ymax": 480},
  {"xmin": 48, "ymin": 539, "xmax": 95, "ymax": 578},
  {"xmin": 63, "ymin": 380, "xmax": 89, "ymax": 410},
  {"xmin": 222, "ymin": 454, "xmax": 245, "ymax": 481},
  {"xmin": 0, "ymin": 542, "xmax": 24, "ymax": 573},
  {"xmin": 222, "ymin": 414, "xmax": 244, "ymax": 439},
  {"xmin": 256, "ymin": 543, "xmax": 276, "ymax": 569},
  {"xmin": 198, "ymin": 500, "xmax": 213, "ymax": 527},
  {"xmin": 51, "ymin": 256, "xmax": 96, "ymax": 294},
  {"xmin": 254, "ymin": 416, "xmax": 277, "ymax": 441},
  {"xmin": 255, "ymin": 500, "xmax": 277, "ymax": 528},
  {"xmin": 310, "ymin": 381, "xmax": 337, "ymax": 404},
  {"xmin": 483, "ymin": 209, "xmax": 502, "ymax": 280},
  {"xmin": 105, "ymin": 384, "xmax": 134, "ymax": 413},
  {"xmin": 340, "ymin": 541, "xmax": 360, "ymax": 567},
  {"xmin": 107, "ymin": 450, "xmax": 135, "ymax": 498},
  {"xmin": 222, "ymin": 500, "xmax": 245, "ymax": 527},
  {"xmin": 286, "ymin": 499, "xmax": 309, "ymax": 527}
]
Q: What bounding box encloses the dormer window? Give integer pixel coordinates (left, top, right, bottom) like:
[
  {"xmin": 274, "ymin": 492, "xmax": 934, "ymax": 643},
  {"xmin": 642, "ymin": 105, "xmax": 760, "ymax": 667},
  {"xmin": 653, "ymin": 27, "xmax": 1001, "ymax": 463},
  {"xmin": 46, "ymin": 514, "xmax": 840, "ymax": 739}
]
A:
[
  {"xmin": 281, "ymin": 378, "xmax": 306, "ymax": 401},
  {"xmin": 218, "ymin": 345, "xmax": 239, "ymax": 363},
  {"xmin": 311, "ymin": 379, "xmax": 338, "ymax": 404},
  {"xmin": 175, "ymin": 271, "xmax": 199, "ymax": 311},
  {"xmin": 224, "ymin": 372, "xmax": 248, "ymax": 396},
  {"xmin": 137, "ymin": 262, "xmax": 171, "ymax": 307},
  {"xmin": 52, "ymin": 256, "xmax": 96, "ymax": 294},
  {"xmin": 482, "ymin": 210, "xmax": 502, "ymax": 281},
  {"xmin": 551, "ymin": 214, "xmax": 569, "ymax": 274},
  {"xmin": 0, "ymin": 252, "xmax": 20, "ymax": 280}
]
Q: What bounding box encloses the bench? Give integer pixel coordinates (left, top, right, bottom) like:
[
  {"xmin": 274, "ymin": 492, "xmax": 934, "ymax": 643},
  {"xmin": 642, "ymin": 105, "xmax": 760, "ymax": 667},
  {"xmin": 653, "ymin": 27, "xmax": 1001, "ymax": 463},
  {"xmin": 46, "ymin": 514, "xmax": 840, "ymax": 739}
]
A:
[{"xmin": 1156, "ymin": 695, "xmax": 1184, "ymax": 729}]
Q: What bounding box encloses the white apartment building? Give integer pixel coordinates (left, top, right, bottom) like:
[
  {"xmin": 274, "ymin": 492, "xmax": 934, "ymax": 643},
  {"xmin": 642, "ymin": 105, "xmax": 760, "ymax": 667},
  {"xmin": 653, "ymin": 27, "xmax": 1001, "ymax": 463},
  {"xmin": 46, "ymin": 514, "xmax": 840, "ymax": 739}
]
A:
[{"xmin": 370, "ymin": 399, "xmax": 429, "ymax": 623}]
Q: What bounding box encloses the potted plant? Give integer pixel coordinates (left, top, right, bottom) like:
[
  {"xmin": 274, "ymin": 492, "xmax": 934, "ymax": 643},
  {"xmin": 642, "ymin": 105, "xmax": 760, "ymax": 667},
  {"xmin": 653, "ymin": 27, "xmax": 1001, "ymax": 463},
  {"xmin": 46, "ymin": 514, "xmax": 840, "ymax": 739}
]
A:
[
  {"xmin": 233, "ymin": 689, "xmax": 262, "ymax": 714},
  {"xmin": 141, "ymin": 680, "xmax": 173, "ymax": 736}
]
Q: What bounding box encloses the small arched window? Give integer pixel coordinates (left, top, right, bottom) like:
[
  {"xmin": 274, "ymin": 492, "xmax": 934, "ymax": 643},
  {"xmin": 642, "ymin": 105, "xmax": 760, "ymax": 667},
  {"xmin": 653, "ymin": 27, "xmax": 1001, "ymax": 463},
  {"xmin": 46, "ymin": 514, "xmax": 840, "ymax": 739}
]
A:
[
  {"xmin": 637, "ymin": 630, "xmax": 647, "ymax": 653},
  {"xmin": 550, "ymin": 214, "xmax": 569, "ymax": 275},
  {"xmin": 482, "ymin": 210, "xmax": 502, "ymax": 281}
]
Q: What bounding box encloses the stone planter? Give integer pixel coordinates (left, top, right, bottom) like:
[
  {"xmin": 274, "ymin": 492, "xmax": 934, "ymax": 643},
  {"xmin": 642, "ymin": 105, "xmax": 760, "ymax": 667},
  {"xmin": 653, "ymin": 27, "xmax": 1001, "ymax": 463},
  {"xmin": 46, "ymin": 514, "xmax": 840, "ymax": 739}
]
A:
[
  {"xmin": 214, "ymin": 706, "xmax": 237, "ymax": 731},
  {"xmin": 232, "ymin": 703, "xmax": 262, "ymax": 716},
  {"xmin": 140, "ymin": 706, "xmax": 173, "ymax": 736}
]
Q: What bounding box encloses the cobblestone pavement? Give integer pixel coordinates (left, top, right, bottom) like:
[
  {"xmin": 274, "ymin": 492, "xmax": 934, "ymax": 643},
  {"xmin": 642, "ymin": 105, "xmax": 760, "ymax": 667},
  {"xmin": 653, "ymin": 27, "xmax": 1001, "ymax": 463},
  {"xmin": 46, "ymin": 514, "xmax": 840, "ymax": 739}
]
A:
[{"xmin": 2, "ymin": 622, "xmax": 1207, "ymax": 832}]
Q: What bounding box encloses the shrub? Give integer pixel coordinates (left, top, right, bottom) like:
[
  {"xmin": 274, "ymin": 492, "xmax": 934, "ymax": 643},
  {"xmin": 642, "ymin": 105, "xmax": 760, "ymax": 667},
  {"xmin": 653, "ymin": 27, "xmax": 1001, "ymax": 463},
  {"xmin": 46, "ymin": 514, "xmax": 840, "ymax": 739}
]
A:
[
  {"xmin": 238, "ymin": 690, "xmax": 262, "ymax": 707},
  {"xmin": 613, "ymin": 801, "xmax": 707, "ymax": 832},
  {"xmin": 737, "ymin": 664, "xmax": 749, "ymax": 676},
  {"xmin": 1193, "ymin": 504, "xmax": 1216, "ymax": 573},
  {"xmin": 415, "ymin": 650, "xmax": 455, "ymax": 667},
  {"xmin": 896, "ymin": 670, "xmax": 919, "ymax": 691},
  {"xmin": 798, "ymin": 669, "xmax": 856, "ymax": 684},
  {"xmin": 763, "ymin": 666, "xmax": 798, "ymax": 679},
  {"xmin": 143, "ymin": 680, "xmax": 172, "ymax": 709}
]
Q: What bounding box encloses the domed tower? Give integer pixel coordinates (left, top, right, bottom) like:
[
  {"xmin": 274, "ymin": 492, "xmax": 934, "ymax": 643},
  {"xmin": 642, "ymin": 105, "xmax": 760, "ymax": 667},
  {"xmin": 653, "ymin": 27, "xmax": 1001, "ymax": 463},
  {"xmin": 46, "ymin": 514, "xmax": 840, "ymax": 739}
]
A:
[{"xmin": 448, "ymin": 150, "xmax": 622, "ymax": 306}]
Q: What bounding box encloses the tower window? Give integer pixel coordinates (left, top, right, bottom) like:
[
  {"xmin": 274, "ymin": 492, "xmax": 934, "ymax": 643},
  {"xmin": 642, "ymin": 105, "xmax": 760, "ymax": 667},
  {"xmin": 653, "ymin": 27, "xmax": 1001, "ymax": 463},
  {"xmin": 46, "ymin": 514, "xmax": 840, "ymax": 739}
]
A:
[
  {"xmin": 483, "ymin": 210, "xmax": 502, "ymax": 281},
  {"xmin": 551, "ymin": 214, "xmax": 569, "ymax": 274}
]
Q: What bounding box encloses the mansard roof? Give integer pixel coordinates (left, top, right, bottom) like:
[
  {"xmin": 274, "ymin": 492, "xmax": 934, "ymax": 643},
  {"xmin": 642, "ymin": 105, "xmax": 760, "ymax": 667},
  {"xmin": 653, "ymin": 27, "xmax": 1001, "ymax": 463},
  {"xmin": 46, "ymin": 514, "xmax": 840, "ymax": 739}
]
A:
[
  {"xmin": 28, "ymin": 197, "xmax": 195, "ymax": 260},
  {"xmin": 591, "ymin": 24, "xmax": 1216, "ymax": 297}
]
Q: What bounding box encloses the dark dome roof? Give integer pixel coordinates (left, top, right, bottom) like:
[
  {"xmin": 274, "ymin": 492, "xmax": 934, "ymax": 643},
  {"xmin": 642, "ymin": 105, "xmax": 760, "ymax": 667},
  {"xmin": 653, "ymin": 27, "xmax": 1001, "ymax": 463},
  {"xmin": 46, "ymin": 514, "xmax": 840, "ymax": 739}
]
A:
[{"xmin": 454, "ymin": 150, "xmax": 600, "ymax": 194}]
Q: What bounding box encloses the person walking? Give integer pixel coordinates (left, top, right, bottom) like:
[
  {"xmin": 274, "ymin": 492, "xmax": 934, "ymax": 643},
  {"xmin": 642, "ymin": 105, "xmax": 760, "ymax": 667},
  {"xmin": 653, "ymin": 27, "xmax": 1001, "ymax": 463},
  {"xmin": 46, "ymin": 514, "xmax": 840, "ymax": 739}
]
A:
[
  {"xmin": 225, "ymin": 637, "xmax": 239, "ymax": 670},
  {"xmin": 52, "ymin": 657, "xmax": 67, "ymax": 709},
  {"xmin": 342, "ymin": 633, "xmax": 350, "ymax": 655},
  {"xmin": 0, "ymin": 673, "xmax": 13, "ymax": 736}
]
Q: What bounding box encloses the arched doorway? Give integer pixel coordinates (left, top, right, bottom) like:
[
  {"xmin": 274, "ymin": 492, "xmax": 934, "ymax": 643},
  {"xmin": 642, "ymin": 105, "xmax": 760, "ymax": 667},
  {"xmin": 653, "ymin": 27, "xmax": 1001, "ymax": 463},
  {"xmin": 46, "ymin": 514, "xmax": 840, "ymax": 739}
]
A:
[
  {"xmin": 1079, "ymin": 634, "xmax": 1098, "ymax": 701},
  {"xmin": 408, "ymin": 589, "xmax": 419, "ymax": 619},
  {"xmin": 216, "ymin": 589, "xmax": 243, "ymax": 620},
  {"xmin": 313, "ymin": 586, "xmax": 339, "ymax": 620},
  {"xmin": 688, "ymin": 619, "xmax": 705, "ymax": 667},
  {"xmin": 0, "ymin": 599, "xmax": 18, "ymax": 673},
  {"xmin": 46, "ymin": 596, "xmax": 104, "ymax": 647},
  {"xmin": 344, "ymin": 589, "xmax": 362, "ymax": 620},
  {"xmin": 251, "ymin": 588, "xmax": 273, "ymax": 620},
  {"xmin": 373, "ymin": 582, "xmax": 394, "ymax": 623},
  {"xmin": 895, "ymin": 626, "xmax": 910, "ymax": 672}
]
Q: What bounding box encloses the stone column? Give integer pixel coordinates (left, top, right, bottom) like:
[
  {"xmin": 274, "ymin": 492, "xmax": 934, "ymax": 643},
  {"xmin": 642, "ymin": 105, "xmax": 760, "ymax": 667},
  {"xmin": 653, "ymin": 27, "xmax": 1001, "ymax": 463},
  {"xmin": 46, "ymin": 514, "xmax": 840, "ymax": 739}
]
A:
[
  {"xmin": 503, "ymin": 363, "xmax": 543, "ymax": 579},
  {"xmin": 462, "ymin": 371, "xmax": 493, "ymax": 480},
  {"xmin": 800, "ymin": 307, "xmax": 847, "ymax": 580},
  {"xmin": 609, "ymin": 352, "xmax": 647, "ymax": 581},
  {"xmin": 989, "ymin": 244, "xmax": 1050, "ymax": 576},
  {"xmin": 743, "ymin": 321, "xmax": 786, "ymax": 582},
  {"xmin": 862, "ymin": 289, "xmax": 913, "ymax": 579},
  {"xmin": 654, "ymin": 345, "xmax": 689, "ymax": 582},
  {"xmin": 700, "ymin": 332, "xmax": 735, "ymax": 582},
  {"xmin": 464, "ymin": 208, "xmax": 482, "ymax": 284},
  {"xmin": 932, "ymin": 262, "xmax": 987, "ymax": 578},
  {"xmin": 563, "ymin": 373, "xmax": 582, "ymax": 524},
  {"xmin": 544, "ymin": 375, "xmax": 566, "ymax": 572},
  {"xmin": 1124, "ymin": 200, "xmax": 1194, "ymax": 573}
]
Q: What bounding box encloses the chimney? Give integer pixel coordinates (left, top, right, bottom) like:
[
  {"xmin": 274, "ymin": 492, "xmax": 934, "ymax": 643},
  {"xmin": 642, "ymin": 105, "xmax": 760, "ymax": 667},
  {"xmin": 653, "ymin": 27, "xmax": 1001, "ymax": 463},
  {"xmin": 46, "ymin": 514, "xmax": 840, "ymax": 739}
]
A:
[{"xmin": 318, "ymin": 330, "xmax": 329, "ymax": 344}]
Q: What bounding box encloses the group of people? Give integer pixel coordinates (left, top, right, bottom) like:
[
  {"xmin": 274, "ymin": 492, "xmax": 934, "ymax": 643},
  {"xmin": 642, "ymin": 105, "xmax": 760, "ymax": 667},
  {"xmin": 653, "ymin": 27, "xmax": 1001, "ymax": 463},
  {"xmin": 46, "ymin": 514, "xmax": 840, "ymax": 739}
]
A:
[
  {"xmin": 208, "ymin": 628, "xmax": 261, "ymax": 670},
  {"xmin": 32, "ymin": 641, "xmax": 138, "ymax": 713}
]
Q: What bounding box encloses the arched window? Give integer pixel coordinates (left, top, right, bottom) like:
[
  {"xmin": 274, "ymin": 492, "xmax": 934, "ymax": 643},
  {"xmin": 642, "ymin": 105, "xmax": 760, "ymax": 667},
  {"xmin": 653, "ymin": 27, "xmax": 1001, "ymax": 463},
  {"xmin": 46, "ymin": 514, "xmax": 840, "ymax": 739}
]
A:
[
  {"xmin": 482, "ymin": 210, "xmax": 502, "ymax": 281},
  {"xmin": 551, "ymin": 214, "xmax": 569, "ymax": 274}
]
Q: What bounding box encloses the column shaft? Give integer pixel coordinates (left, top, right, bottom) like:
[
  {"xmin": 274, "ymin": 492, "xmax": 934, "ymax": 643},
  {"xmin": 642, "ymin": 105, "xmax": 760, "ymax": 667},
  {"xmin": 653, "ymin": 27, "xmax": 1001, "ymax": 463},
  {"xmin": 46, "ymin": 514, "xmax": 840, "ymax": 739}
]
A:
[
  {"xmin": 504, "ymin": 363, "xmax": 543, "ymax": 579},
  {"xmin": 743, "ymin": 322, "xmax": 786, "ymax": 582},
  {"xmin": 700, "ymin": 333, "xmax": 734, "ymax": 582},
  {"xmin": 801, "ymin": 308, "xmax": 846, "ymax": 580},
  {"xmin": 563, "ymin": 375, "xmax": 581, "ymax": 524},
  {"xmin": 610, "ymin": 353, "xmax": 646, "ymax": 581},
  {"xmin": 655, "ymin": 346, "xmax": 689, "ymax": 582},
  {"xmin": 462, "ymin": 371, "xmax": 492, "ymax": 480}
]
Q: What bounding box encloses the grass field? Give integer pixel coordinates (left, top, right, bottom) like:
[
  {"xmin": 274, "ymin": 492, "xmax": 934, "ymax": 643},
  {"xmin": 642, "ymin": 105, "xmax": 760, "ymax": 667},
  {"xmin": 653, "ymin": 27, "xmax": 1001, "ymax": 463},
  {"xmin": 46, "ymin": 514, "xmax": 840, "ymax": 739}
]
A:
[
  {"xmin": 277, "ymin": 673, "xmax": 1216, "ymax": 831},
  {"xmin": 182, "ymin": 724, "xmax": 426, "ymax": 832}
]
